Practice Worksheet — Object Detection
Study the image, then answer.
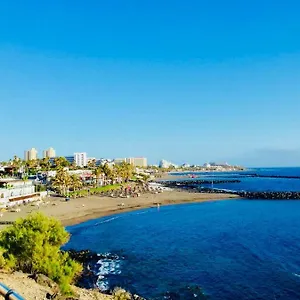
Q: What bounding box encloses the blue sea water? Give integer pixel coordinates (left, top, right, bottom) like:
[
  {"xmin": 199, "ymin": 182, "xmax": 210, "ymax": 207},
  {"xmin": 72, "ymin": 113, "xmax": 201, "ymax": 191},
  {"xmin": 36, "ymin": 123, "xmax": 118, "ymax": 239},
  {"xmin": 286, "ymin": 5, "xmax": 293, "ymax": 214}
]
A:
[{"xmin": 66, "ymin": 168, "xmax": 300, "ymax": 300}]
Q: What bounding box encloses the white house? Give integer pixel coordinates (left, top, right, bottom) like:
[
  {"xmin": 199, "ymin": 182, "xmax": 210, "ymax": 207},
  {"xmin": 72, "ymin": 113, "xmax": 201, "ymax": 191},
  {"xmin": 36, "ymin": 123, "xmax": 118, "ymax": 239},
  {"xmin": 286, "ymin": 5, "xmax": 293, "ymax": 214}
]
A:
[{"xmin": 0, "ymin": 179, "xmax": 44, "ymax": 208}]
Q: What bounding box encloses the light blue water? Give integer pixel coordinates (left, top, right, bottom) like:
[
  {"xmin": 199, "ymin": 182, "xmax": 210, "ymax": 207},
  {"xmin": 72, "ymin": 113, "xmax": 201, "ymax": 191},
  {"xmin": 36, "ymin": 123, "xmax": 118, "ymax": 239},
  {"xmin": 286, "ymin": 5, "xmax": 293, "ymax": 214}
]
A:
[{"xmin": 66, "ymin": 168, "xmax": 300, "ymax": 299}]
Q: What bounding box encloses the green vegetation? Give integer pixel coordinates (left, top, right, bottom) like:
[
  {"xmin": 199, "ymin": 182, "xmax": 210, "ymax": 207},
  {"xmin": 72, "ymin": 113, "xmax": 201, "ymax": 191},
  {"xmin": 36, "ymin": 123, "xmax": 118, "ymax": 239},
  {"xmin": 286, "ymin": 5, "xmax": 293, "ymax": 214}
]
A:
[
  {"xmin": 35, "ymin": 184, "xmax": 47, "ymax": 192},
  {"xmin": 52, "ymin": 168, "xmax": 83, "ymax": 196},
  {"xmin": 112, "ymin": 287, "xmax": 132, "ymax": 300},
  {"xmin": 0, "ymin": 213, "xmax": 82, "ymax": 295},
  {"xmin": 68, "ymin": 184, "xmax": 121, "ymax": 198}
]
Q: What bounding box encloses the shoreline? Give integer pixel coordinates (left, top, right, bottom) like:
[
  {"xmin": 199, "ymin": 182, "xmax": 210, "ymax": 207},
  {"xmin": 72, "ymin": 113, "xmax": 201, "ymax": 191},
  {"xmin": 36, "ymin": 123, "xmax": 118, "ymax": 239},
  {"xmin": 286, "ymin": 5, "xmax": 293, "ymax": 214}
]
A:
[
  {"xmin": 61, "ymin": 193, "xmax": 240, "ymax": 227},
  {"xmin": 0, "ymin": 190, "xmax": 241, "ymax": 229}
]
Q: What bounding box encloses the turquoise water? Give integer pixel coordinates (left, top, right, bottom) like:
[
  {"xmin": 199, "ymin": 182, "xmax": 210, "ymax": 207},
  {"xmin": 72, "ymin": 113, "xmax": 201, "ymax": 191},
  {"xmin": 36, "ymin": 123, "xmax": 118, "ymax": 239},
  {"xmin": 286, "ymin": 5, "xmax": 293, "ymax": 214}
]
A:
[{"xmin": 66, "ymin": 199, "xmax": 300, "ymax": 299}]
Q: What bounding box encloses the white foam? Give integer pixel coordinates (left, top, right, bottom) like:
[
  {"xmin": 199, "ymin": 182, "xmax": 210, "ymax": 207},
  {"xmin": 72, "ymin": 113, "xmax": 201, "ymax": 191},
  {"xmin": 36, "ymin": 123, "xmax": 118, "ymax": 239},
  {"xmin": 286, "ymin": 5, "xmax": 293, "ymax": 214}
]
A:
[
  {"xmin": 95, "ymin": 257, "xmax": 122, "ymax": 291},
  {"xmin": 94, "ymin": 216, "xmax": 120, "ymax": 226}
]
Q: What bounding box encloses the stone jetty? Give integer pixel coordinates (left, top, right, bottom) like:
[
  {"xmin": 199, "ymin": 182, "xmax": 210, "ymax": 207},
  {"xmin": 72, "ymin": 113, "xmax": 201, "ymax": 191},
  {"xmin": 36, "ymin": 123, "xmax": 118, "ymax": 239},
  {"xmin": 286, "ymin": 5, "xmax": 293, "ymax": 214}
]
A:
[
  {"xmin": 161, "ymin": 181, "xmax": 300, "ymax": 200},
  {"xmin": 162, "ymin": 179, "xmax": 241, "ymax": 186},
  {"xmin": 243, "ymin": 173, "xmax": 300, "ymax": 179}
]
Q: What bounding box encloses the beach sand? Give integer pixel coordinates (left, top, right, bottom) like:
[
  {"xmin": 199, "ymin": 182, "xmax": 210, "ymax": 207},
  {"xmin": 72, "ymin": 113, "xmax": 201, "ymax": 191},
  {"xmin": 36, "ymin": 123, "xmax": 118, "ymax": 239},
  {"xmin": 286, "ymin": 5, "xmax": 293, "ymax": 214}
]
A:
[{"xmin": 0, "ymin": 190, "xmax": 240, "ymax": 229}]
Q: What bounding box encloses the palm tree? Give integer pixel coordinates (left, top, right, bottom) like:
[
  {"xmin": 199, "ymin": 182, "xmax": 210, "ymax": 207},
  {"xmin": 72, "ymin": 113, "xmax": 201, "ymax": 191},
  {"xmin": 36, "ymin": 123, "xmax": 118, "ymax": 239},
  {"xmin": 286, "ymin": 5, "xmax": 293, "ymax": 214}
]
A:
[
  {"xmin": 100, "ymin": 163, "xmax": 115, "ymax": 184},
  {"xmin": 87, "ymin": 159, "xmax": 96, "ymax": 169},
  {"xmin": 69, "ymin": 174, "xmax": 82, "ymax": 192},
  {"xmin": 52, "ymin": 167, "xmax": 72, "ymax": 196},
  {"xmin": 53, "ymin": 157, "xmax": 70, "ymax": 169},
  {"xmin": 93, "ymin": 167, "xmax": 104, "ymax": 186},
  {"xmin": 40, "ymin": 157, "xmax": 51, "ymax": 171},
  {"xmin": 11, "ymin": 155, "xmax": 23, "ymax": 177},
  {"xmin": 115, "ymin": 162, "xmax": 134, "ymax": 182}
]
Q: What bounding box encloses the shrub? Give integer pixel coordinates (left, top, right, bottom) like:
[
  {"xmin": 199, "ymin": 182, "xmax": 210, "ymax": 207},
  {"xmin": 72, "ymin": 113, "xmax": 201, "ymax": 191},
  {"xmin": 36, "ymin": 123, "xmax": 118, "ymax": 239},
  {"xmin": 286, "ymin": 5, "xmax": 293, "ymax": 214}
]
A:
[
  {"xmin": 112, "ymin": 287, "xmax": 132, "ymax": 300},
  {"xmin": 0, "ymin": 213, "xmax": 82, "ymax": 295}
]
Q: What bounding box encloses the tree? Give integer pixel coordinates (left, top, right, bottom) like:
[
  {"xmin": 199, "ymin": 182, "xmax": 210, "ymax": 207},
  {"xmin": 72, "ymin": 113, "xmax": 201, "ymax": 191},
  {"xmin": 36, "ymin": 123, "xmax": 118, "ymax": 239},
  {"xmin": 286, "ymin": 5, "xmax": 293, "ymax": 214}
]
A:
[
  {"xmin": 0, "ymin": 213, "xmax": 82, "ymax": 295},
  {"xmin": 93, "ymin": 167, "xmax": 104, "ymax": 186},
  {"xmin": 115, "ymin": 162, "xmax": 134, "ymax": 182},
  {"xmin": 40, "ymin": 157, "xmax": 51, "ymax": 171},
  {"xmin": 53, "ymin": 157, "xmax": 70, "ymax": 169},
  {"xmin": 101, "ymin": 163, "xmax": 115, "ymax": 182},
  {"xmin": 69, "ymin": 174, "xmax": 82, "ymax": 192},
  {"xmin": 87, "ymin": 159, "xmax": 96, "ymax": 169},
  {"xmin": 11, "ymin": 155, "xmax": 22, "ymax": 176},
  {"xmin": 26, "ymin": 159, "xmax": 39, "ymax": 175},
  {"xmin": 52, "ymin": 168, "xmax": 72, "ymax": 196}
]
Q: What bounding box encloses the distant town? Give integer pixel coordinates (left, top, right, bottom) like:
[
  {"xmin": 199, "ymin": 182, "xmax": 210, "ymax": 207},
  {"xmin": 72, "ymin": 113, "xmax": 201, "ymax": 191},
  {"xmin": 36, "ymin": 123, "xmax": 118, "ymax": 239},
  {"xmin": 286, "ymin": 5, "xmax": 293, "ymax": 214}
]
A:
[
  {"xmin": 0, "ymin": 146, "xmax": 244, "ymax": 210},
  {"xmin": 2, "ymin": 147, "xmax": 244, "ymax": 171}
]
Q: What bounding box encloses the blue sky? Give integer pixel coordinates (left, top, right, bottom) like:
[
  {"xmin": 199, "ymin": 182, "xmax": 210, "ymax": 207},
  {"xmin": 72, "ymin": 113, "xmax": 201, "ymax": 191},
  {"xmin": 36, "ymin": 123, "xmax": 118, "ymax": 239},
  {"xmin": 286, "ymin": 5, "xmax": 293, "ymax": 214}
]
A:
[{"xmin": 1, "ymin": 0, "xmax": 300, "ymax": 166}]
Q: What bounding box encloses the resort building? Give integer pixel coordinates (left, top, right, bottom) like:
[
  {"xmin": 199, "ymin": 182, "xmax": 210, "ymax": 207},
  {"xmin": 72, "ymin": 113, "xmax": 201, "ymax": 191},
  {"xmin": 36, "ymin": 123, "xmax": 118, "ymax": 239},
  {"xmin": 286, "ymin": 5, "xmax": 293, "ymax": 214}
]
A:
[
  {"xmin": 74, "ymin": 152, "xmax": 87, "ymax": 167},
  {"xmin": 114, "ymin": 157, "xmax": 148, "ymax": 167},
  {"xmin": 43, "ymin": 147, "xmax": 56, "ymax": 158},
  {"xmin": 126, "ymin": 157, "xmax": 148, "ymax": 167},
  {"xmin": 24, "ymin": 148, "xmax": 38, "ymax": 161},
  {"xmin": 0, "ymin": 178, "xmax": 45, "ymax": 208}
]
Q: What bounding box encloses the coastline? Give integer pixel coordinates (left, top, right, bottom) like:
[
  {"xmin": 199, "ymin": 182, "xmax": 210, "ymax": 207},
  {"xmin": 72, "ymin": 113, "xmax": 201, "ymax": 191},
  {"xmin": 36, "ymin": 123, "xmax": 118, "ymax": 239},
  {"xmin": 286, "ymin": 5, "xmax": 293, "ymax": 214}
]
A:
[{"xmin": 0, "ymin": 190, "xmax": 240, "ymax": 229}]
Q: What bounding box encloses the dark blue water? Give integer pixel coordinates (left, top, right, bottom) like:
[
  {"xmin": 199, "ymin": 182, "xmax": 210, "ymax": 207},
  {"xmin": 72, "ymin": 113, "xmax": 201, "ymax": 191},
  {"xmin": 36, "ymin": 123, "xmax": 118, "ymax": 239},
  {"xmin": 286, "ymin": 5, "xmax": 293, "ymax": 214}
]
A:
[
  {"xmin": 172, "ymin": 167, "xmax": 300, "ymax": 192},
  {"xmin": 66, "ymin": 168, "xmax": 300, "ymax": 299}
]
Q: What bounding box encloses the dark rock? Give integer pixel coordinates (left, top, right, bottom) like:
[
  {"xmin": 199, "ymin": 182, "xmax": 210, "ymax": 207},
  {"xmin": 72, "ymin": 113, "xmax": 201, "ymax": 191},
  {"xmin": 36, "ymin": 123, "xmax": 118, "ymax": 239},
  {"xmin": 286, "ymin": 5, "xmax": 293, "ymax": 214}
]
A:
[{"xmin": 29, "ymin": 273, "xmax": 57, "ymax": 289}]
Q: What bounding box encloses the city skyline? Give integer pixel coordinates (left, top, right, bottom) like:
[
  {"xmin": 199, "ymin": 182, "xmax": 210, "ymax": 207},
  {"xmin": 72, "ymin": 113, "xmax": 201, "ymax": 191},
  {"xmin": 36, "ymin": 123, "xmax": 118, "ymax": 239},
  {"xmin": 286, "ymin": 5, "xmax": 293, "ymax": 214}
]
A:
[{"xmin": 1, "ymin": 1, "xmax": 300, "ymax": 167}]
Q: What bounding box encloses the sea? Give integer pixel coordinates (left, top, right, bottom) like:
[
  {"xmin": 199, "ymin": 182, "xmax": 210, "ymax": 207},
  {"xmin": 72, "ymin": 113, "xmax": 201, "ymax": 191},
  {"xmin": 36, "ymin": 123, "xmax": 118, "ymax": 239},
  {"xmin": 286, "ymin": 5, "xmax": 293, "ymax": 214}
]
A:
[{"xmin": 65, "ymin": 167, "xmax": 300, "ymax": 300}]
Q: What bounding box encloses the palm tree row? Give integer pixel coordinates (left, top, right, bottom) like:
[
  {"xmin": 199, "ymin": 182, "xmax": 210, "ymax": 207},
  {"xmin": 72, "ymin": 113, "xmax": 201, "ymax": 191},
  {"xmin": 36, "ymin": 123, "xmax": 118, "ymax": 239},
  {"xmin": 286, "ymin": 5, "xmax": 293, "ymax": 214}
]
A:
[{"xmin": 51, "ymin": 168, "xmax": 82, "ymax": 196}]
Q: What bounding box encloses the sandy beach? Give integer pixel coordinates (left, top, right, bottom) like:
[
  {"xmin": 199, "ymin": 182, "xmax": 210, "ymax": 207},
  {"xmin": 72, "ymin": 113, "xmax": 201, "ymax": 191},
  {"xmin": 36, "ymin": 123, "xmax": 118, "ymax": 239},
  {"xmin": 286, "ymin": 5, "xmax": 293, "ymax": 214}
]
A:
[{"xmin": 0, "ymin": 190, "xmax": 240, "ymax": 229}]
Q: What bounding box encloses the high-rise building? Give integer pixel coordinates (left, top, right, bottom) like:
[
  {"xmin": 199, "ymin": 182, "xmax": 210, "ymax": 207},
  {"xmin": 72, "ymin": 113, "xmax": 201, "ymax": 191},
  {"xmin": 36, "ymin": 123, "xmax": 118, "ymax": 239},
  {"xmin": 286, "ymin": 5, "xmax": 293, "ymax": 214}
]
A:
[
  {"xmin": 24, "ymin": 148, "xmax": 38, "ymax": 161},
  {"xmin": 74, "ymin": 152, "xmax": 87, "ymax": 167},
  {"xmin": 126, "ymin": 157, "xmax": 148, "ymax": 167},
  {"xmin": 43, "ymin": 147, "xmax": 56, "ymax": 158}
]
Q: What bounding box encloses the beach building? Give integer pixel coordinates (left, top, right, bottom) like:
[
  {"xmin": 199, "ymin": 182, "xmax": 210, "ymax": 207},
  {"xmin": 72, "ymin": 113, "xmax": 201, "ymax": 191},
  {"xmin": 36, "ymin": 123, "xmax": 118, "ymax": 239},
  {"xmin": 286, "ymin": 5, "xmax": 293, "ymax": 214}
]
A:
[
  {"xmin": 74, "ymin": 152, "xmax": 87, "ymax": 167},
  {"xmin": 43, "ymin": 147, "xmax": 56, "ymax": 158},
  {"xmin": 0, "ymin": 178, "xmax": 45, "ymax": 208},
  {"xmin": 24, "ymin": 148, "xmax": 38, "ymax": 161}
]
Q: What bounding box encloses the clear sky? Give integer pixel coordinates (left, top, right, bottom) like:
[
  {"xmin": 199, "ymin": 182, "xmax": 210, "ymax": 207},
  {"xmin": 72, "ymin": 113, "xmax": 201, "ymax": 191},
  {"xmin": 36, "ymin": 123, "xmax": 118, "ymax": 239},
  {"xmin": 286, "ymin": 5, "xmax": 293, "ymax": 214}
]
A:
[{"xmin": 1, "ymin": 0, "xmax": 300, "ymax": 166}]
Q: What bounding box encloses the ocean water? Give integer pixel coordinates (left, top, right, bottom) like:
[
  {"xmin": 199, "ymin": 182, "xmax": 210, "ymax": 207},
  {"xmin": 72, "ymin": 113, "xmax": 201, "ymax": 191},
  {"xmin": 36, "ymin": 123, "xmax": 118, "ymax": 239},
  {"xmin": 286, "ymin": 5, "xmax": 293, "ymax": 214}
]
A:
[
  {"xmin": 172, "ymin": 167, "xmax": 300, "ymax": 192},
  {"xmin": 66, "ymin": 168, "xmax": 300, "ymax": 300}
]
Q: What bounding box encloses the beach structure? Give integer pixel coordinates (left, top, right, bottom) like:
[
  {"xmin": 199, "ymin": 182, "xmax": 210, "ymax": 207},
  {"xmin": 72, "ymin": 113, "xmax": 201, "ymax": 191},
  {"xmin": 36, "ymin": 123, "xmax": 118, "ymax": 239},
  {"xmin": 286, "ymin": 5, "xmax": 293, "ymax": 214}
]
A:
[
  {"xmin": 24, "ymin": 148, "xmax": 38, "ymax": 161},
  {"xmin": 43, "ymin": 147, "xmax": 56, "ymax": 158},
  {"xmin": 0, "ymin": 178, "xmax": 46, "ymax": 208}
]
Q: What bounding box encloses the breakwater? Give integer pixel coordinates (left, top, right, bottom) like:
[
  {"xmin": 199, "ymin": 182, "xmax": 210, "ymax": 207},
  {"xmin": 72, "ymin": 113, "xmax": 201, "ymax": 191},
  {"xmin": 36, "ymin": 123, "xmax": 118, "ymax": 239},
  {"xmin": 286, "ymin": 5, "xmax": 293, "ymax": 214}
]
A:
[
  {"xmin": 161, "ymin": 182, "xmax": 300, "ymax": 200},
  {"xmin": 243, "ymin": 173, "xmax": 300, "ymax": 179},
  {"xmin": 162, "ymin": 179, "xmax": 241, "ymax": 185}
]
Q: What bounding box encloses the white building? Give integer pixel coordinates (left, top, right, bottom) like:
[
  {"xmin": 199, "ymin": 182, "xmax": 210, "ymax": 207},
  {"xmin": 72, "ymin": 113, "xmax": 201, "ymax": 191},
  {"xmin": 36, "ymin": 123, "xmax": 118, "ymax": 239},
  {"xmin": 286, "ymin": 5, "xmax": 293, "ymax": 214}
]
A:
[
  {"xmin": 43, "ymin": 147, "xmax": 56, "ymax": 158},
  {"xmin": 159, "ymin": 159, "xmax": 178, "ymax": 169},
  {"xmin": 0, "ymin": 179, "xmax": 44, "ymax": 208},
  {"xmin": 24, "ymin": 148, "xmax": 38, "ymax": 161},
  {"xmin": 74, "ymin": 152, "xmax": 87, "ymax": 167},
  {"xmin": 114, "ymin": 157, "xmax": 148, "ymax": 167},
  {"xmin": 126, "ymin": 157, "xmax": 148, "ymax": 167}
]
